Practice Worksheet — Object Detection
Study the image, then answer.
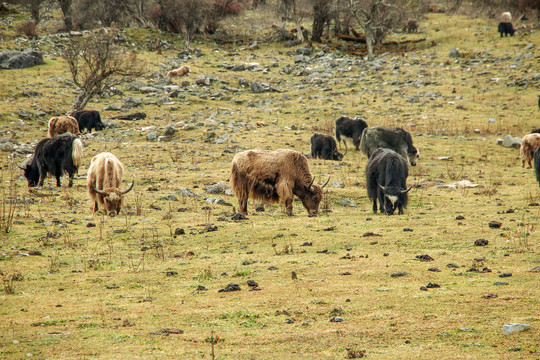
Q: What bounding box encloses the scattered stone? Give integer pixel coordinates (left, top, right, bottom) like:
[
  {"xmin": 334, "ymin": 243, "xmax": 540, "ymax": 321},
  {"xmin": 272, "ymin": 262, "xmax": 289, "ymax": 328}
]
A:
[
  {"xmin": 150, "ymin": 328, "xmax": 184, "ymax": 335},
  {"xmin": 174, "ymin": 228, "xmax": 185, "ymax": 236},
  {"xmin": 146, "ymin": 131, "xmax": 158, "ymax": 141},
  {"xmin": 416, "ymin": 254, "xmax": 434, "ymax": 262},
  {"xmin": 403, "ymin": 228, "xmax": 413, "ymax": 232},
  {"xmin": 204, "ymin": 181, "xmax": 231, "ymax": 195},
  {"xmin": 475, "ymin": 239, "xmax": 489, "ymax": 246},
  {"xmin": 488, "ymin": 221, "xmax": 502, "ymax": 229},
  {"xmin": 247, "ymin": 280, "xmax": 258, "ymax": 288},
  {"xmin": 335, "ymin": 198, "xmax": 356, "ymax": 207},
  {"xmin": 420, "ymin": 286, "xmax": 428, "ymax": 291},
  {"xmin": 231, "ymin": 213, "xmax": 247, "ymax": 221},
  {"xmin": 428, "ymin": 267, "xmax": 441, "ymax": 272},
  {"xmin": 426, "ymin": 283, "xmax": 440, "ymax": 288},
  {"xmin": 391, "ymin": 272, "xmax": 408, "ymax": 278},
  {"xmin": 329, "ymin": 316, "xmax": 343, "ymax": 322},
  {"xmin": 482, "ymin": 293, "xmax": 497, "ymax": 299},
  {"xmin": 449, "ymin": 47, "xmax": 459, "ymax": 58},
  {"xmin": 494, "ymin": 281, "xmax": 508, "ymax": 286},
  {"xmin": 165, "ymin": 271, "xmax": 178, "ymax": 276},
  {"xmin": 218, "ymin": 283, "xmax": 241, "ymax": 292},
  {"xmin": 106, "ymin": 284, "xmax": 119, "ymax": 289},
  {"xmin": 363, "ymin": 232, "xmax": 381, "ymax": 237},
  {"xmin": 529, "ymin": 266, "xmax": 540, "ymax": 272},
  {"xmin": 499, "ymin": 272, "xmax": 512, "ymax": 278},
  {"xmin": 456, "ymin": 215, "xmax": 465, "ymax": 220},
  {"xmin": 501, "ymin": 135, "xmax": 521, "ymax": 148},
  {"xmin": 267, "ymin": 266, "xmax": 278, "ymax": 270},
  {"xmin": 331, "ymin": 181, "xmax": 345, "ymax": 188},
  {"xmin": 447, "ymin": 263, "xmax": 459, "ymax": 268},
  {"xmin": 502, "ymin": 323, "xmax": 530, "ymax": 335}
]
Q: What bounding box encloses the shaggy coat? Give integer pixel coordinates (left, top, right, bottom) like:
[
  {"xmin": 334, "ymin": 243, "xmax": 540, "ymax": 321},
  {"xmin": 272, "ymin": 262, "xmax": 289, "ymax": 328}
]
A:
[
  {"xmin": 21, "ymin": 133, "xmax": 83, "ymax": 187},
  {"xmin": 166, "ymin": 66, "xmax": 190, "ymax": 77},
  {"xmin": 48, "ymin": 116, "xmax": 80, "ymax": 137},
  {"xmin": 531, "ymin": 128, "xmax": 540, "ymax": 134},
  {"xmin": 360, "ymin": 126, "xmax": 420, "ymax": 166},
  {"xmin": 87, "ymin": 152, "xmax": 134, "ymax": 216},
  {"xmin": 230, "ymin": 149, "xmax": 327, "ymax": 216},
  {"xmin": 403, "ymin": 19, "xmax": 418, "ymax": 33},
  {"xmin": 520, "ymin": 133, "xmax": 540, "ymax": 168},
  {"xmin": 72, "ymin": 110, "xmax": 104, "ymax": 133},
  {"xmin": 335, "ymin": 116, "xmax": 368, "ymax": 151},
  {"xmin": 535, "ymin": 147, "xmax": 540, "ymax": 187},
  {"xmin": 366, "ymin": 148, "xmax": 411, "ymax": 215},
  {"xmin": 311, "ymin": 133, "xmax": 344, "ymax": 161}
]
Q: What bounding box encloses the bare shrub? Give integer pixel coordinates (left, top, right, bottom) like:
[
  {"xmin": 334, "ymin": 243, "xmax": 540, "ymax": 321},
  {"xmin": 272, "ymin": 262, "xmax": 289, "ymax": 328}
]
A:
[
  {"xmin": 17, "ymin": 20, "xmax": 38, "ymax": 37},
  {"xmin": 62, "ymin": 32, "xmax": 144, "ymax": 114}
]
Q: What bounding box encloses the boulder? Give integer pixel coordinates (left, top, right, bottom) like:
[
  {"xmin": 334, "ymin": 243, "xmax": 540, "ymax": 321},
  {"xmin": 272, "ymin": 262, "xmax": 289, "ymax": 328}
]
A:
[
  {"xmin": 502, "ymin": 135, "xmax": 522, "ymax": 148},
  {"xmin": 0, "ymin": 49, "xmax": 44, "ymax": 69}
]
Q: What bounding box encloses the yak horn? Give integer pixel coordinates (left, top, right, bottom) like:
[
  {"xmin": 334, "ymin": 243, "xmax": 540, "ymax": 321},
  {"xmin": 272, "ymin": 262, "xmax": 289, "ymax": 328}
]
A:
[
  {"xmin": 92, "ymin": 185, "xmax": 106, "ymax": 195},
  {"xmin": 342, "ymin": 148, "xmax": 348, "ymax": 157},
  {"xmin": 307, "ymin": 177, "xmax": 315, "ymax": 189},
  {"xmin": 401, "ymin": 186, "xmax": 413, "ymax": 194},
  {"xmin": 17, "ymin": 164, "xmax": 26, "ymax": 170},
  {"xmin": 120, "ymin": 180, "xmax": 135, "ymax": 195},
  {"xmin": 378, "ymin": 184, "xmax": 386, "ymax": 192},
  {"xmin": 321, "ymin": 177, "xmax": 330, "ymax": 188}
]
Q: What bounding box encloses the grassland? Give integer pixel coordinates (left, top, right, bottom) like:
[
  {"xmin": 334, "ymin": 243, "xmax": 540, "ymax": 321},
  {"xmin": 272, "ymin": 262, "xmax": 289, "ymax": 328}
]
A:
[{"xmin": 0, "ymin": 5, "xmax": 539, "ymax": 360}]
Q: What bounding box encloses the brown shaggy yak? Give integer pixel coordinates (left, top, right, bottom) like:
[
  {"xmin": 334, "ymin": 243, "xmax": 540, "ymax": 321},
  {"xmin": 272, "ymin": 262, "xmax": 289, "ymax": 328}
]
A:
[
  {"xmin": 48, "ymin": 116, "xmax": 81, "ymax": 137},
  {"xmin": 520, "ymin": 133, "xmax": 540, "ymax": 168},
  {"xmin": 166, "ymin": 66, "xmax": 190, "ymax": 77},
  {"xmin": 230, "ymin": 149, "xmax": 328, "ymax": 217},
  {"xmin": 87, "ymin": 152, "xmax": 134, "ymax": 216}
]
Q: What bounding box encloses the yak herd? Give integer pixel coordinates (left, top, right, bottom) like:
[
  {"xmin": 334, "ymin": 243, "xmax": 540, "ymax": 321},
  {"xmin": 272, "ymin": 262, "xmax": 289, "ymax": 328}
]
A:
[{"xmin": 17, "ymin": 111, "xmax": 540, "ymax": 218}]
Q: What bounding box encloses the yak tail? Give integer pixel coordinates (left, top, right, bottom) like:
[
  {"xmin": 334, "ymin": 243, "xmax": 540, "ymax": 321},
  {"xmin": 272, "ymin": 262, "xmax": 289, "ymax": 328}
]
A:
[
  {"xmin": 72, "ymin": 138, "xmax": 83, "ymax": 168},
  {"xmin": 359, "ymin": 128, "xmax": 369, "ymax": 156}
]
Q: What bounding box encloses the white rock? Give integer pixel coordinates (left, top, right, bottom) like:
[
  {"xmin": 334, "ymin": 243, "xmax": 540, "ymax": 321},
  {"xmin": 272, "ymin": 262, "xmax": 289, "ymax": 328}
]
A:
[{"xmin": 502, "ymin": 323, "xmax": 530, "ymax": 335}]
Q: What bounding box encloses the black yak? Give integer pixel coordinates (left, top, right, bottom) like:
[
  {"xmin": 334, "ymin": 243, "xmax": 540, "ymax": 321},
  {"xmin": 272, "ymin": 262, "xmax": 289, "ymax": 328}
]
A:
[
  {"xmin": 335, "ymin": 116, "xmax": 368, "ymax": 151},
  {"xmin": 535, "ymin": 147, "xmax": 540, "ymax": 187},
  {"xmin": 72, "ymin": 110, "xmax": 105, "ymax": 133},
  {"xmin": 360, "ymin": 126, "xmax": 420, "ymax": 166},
  {"xmin": 230, "ymin": 149, "xmax": 328, "ymax": 217},
  {"xmin": 366, "ymin": 148, "xmax": 411, "ymax": 215},
  {"xmin": 20, "ymin": 133, "xmax": 83, "ymax": 187},
  {"xmin": 87, "ymin": 152, "xmax": 134, "ymax": 216},
  {"xmin": 498, "ymin": 12, "xmax": 514, "ymax": 37},
  {"xmin": 311, "ymin": 133, "xmax": 344, "ymax": 161}
]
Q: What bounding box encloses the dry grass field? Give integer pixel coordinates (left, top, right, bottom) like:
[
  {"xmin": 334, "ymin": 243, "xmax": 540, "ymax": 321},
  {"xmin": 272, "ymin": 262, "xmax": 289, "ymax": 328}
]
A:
[{"xmin": 0, "ymin": 4, "xmax": 539, "ymax": 360}]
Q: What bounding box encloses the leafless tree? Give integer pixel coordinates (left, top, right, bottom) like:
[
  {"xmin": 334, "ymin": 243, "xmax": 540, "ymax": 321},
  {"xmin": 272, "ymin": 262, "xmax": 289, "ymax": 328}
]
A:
[
  {"xmin": 160, "ymin": 0, "xmax": 210, "ymax": 49},
  {"xmin": 19, "ymin": 0, "xmax": 53, "ymax": 24},
  {"xmin": 62, "ymin": 32, "xmax": 144, "ymax": 114},
  {"xmin": 73, "ymin": 0, "xmax": 133, "ymax": 28},
  {"xmin": 348, "ymin": 0, "xmax": 409, "ymax": 59},
  {"xmin": 276, "ymin": 0, "xmax": 307, "ymax": 41},
  {"xmin": 310, "ymin": 0, "xmax": 331, "ymax": 42},
  {"xmin": 57, "ymin": 0, "xmax": 73, "ymax": 31}
]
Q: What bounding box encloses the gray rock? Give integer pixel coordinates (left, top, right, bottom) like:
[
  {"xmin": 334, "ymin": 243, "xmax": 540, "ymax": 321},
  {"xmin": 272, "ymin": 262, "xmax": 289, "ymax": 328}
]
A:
[
  {"xmin": 449, "ymin": 47, "xmax": 459, "ymax": 58},
  {"xmin": 205, "ymin": 197, "xmax": 233, "ymax": 206},
  {"xmin": 157, "ymin": 96, "xmax": 171, "ymax": 104},
  {"xmin": 164, "ymin": 124, "xmax": 177, "ymax": 136},
  {"xmin": 331, "ymin": 181, "xmax": 345, "ymax": 188},
  {"xmin": 0, "ymin": 49, "xmax": 44, "ymax": 69},
  {"xmin": 204, "ymin": 181, "xmax": 232, "ymax": 195},
  {"xmin": 127, "ymin": 81, "xmax": 145, "ymax": 91},
  {"xmin": 140, "ymin": 86, "xmax": 158, "ymax": 93},
  {"xmin": 294, "ymin": 54, "xmax": 309, "ymax": 63},
  {"xmin": 336, "ymin": 198, "xmax": 356, "ymax": 207},
  {"xmin": 238, "ymin": 77, "xmax": 249, "ymax": 87},
  {"xmin": 213, "ymin": 134, "xmax": 230, "ymax": 144},
  {"xmin": 18, "ymin": 109, "xmax": 32, "ymax": 119},
  {"xmin": 164, "ymin": 194, "xmax": 178, "ymax": 201},
  {"xmin": 146, "ymin": 131, "xmax": 158, "ymax": 141},
  {"xmin": 502, "ymin": 135, "xmax": 522, "ymax": 148},
  {"xmin": 502, "ymin": 323, "xmax": 530, "ymax": 335},
  {"xmin": 176, "ymin": 188, "xmax": 199, "ymax": 198},
  {"xmin": 196, "ymin": 75, "xmax": 211, "ymax": 86},
  {"xmin": 124, "ymin": 97, "xmax": 142, "ymax": 108}
]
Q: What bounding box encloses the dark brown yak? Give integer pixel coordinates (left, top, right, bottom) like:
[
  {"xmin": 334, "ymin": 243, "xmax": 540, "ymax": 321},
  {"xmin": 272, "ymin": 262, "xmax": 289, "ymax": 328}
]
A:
[
  {"xmin": 87, "ymin": 152, "xmax": 134, "ymax": 216},
  {"xmin": 230, "ymin": 149, "xmax": 328, "ymax": 217},
  {"xmin": 48, "ymin": 116, "xmax": 81, "ymax": 137}
]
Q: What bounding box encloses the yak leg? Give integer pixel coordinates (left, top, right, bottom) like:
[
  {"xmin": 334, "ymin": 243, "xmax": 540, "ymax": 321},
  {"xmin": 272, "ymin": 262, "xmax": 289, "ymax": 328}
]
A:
[
  {"xmin": 94, "ymin": 202, "xmax": 99, "ymax": 212},
  {"xmin": 398, "ymin": 204, "xmax": 404, "ymax": 215},
  {"xmin": 377, "ymin": 189, "xmax": 385, "ymax": 214},
  {"xmin": 237, "ymin": 192, "xmax": 248, "ymax": 215},
  {"xmin": 276, "ymin": 180, "xmax": 294, "ymax": 216},
  {"xmin": 372, "ymin": 198, "xmax": 378, "ymax": 213}
]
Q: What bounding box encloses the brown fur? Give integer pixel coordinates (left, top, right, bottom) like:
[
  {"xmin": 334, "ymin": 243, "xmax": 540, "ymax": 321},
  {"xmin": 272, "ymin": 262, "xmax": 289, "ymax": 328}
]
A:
[
  {"xmin": 230, "ymin": 149, "xmax": 323, "ymax": 216},
  {"xmin": 166, "ymin": 66, "xmax": 191, "ymax": 77},
  {"xmin": 48, "ymin": 116, "xmax": 81, "ymax": 137},
  {"xmin": 520, "ymin": 133, "xmax": 540, "ymax": 168},
  {"xmin": 87, "ymin": 152, "xmax": 133, "ymax": 216},
  {"xmin": 403, "ymin": 19, "xmax": 418, "ymax": 33},
  {"xmin": 502, "ymin": 12, "xmax": 512, "ymax": 22}
]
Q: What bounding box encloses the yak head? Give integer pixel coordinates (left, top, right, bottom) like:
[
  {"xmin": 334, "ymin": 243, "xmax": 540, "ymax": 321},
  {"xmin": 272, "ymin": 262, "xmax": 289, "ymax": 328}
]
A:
[
  {"xmin": 93, "ymin": 182, "xmax": 134, "ymax": 216},
  {"xmin": 298, "ymin": 177, "xmax": 329, "ymax": 217},
  {"xmin": 408, "ymin": 147, "xmax": 420, "ymax": 166},
  {"xmin": 19, "ymin": 158, "xmax": 39, "ymax": 187},
  {"xmin": 95, "ymin": 121, "xmax": 105, "ymax": 131},
  {"xmin": 378, "ymin": 184, "xmax": 411, "ymax": 215},
  {"xmin": 333, "ymin": 148, "xmax": 346, "ymax": 161}
]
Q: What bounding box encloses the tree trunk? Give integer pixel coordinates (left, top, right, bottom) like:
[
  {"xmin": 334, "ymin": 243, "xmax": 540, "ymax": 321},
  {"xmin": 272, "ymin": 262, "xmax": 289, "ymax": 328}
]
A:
[
  {"xmin": 68, "ymin": 91, "xmax": 94, "ymax": 115},
  {"xmin": 293, "ymin": 19, "xmax": 304, "ymax": 42},
  {"xmin": 365, "ymin": 29, "xmax": 374, "ymax": 60},
  {"xmin": 312, "ymin": 1, "xmax": 329, "ymax": 42},
  {"xmin": 58, "ymin": 0, "xmax": 73, "ymax": 31}
]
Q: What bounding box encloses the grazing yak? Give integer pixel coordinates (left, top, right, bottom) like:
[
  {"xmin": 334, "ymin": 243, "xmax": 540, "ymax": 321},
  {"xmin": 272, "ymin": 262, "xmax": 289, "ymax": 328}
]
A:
[
  {"xmin": 531, "ymin": 128, "xmax": 540, "ymax": 134},
  {"xmin": 87, "ymin": 152, "xmax": 134, "ymax": 216},
  {"xmin": 498, "ymin": 12, "xmax": 515, "ymax": 37},
  {"xmin": 366, "ymin": 148, "xmax": 411, "ymax": 215},
  {"xmin": 230, "ymin": 149, "xmax": 328, "ymax": 217},
  {"xmin": 20, "ymin": 133, "xmax": 83, "ymax": 187},
  {"xmin": 403, "ymin": 19, "xmax": 419, "ymax": 33},
  {"xmin": 72, "ymin": 110, "xmax": 105, "ymax": 133},
  {"xmin": 335, "ymin": 116, "xmax": 369, "ymax": 151},
  {"xmin": 166, "ymin": 66, "xmax": 190, "ymax": 77},
  {"xmin": 311, "ymin": 133, "xmax": 344, "ymax": 161},
  {"xmin": 535, "ymin": 147, "xmax": 540, "ymax": 187},
  {"xmin": 360, "ymin": 126, "xmax": 420, "ymax": 166},
  {"xmin": 520, "ymin": 133, "xmax": 540, "ymax": 168},
  {"xmin": 48, "ymin": 116, "xmax": 81, "ymax": 137}
]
